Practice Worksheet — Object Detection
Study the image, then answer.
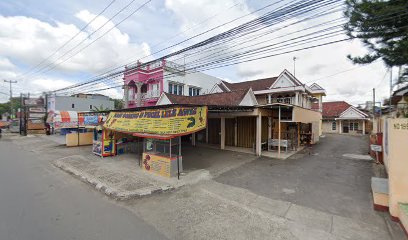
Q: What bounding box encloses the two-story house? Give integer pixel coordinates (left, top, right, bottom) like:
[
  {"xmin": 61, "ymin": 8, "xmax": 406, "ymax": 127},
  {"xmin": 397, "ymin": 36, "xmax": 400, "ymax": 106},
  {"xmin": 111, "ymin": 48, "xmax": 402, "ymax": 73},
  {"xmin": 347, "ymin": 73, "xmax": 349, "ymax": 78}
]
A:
[
  {"xmin": 215, "ymin": 69, "xmax": 326, "ymax": 112},
  {"xmin": 157, "ymin": 69, "xmax": 325, "ymax": 158},
  {"xmin": 123, "ymin": 59, "xmax": 222, "ymax": 108}
]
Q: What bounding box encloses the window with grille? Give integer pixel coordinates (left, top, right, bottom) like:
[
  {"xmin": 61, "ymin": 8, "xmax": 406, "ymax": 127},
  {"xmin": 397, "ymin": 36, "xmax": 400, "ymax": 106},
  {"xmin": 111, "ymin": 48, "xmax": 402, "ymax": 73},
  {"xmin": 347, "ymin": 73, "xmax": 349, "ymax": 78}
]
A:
[
  {"xmin": 168, "ymin": 82, "xmax": 184, "ymax": 95},
  {"xmin": 332, "ymin": 121, "xmax": 336, "ymax": 130},
  {"xmin": 189, "ymin": 86, "xmax": 201, "ymax": 96}
]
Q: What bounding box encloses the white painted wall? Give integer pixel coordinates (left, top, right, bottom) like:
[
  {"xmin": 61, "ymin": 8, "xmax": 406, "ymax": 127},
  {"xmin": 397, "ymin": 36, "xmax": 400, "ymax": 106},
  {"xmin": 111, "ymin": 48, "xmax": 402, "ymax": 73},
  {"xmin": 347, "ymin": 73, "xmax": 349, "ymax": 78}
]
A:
[
  {"xmin": 322, "ymin": 120, "xmax": 338, "ymax": 133},
  {"xmin": 271, "ymin": 74, "xmax": 295, "ymax": 88},
  {"xmin": 239, "ymin": 90, "xmax": 258, "ymax": 106},
  {"xmin": 48, "ymin": 95, "xmax": 114, "ymax": 112},
  {"xmin": 163, "ymin": 70, "xmax": 222, "ymax": 95}
]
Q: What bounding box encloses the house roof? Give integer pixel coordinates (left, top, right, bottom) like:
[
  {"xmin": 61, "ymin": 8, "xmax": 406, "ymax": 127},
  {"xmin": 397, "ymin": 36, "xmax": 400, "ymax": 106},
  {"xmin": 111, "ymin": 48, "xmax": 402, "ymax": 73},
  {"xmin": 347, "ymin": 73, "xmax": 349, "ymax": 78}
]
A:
[
  {"xmin": 320, "ymin": 101, "xmax": 351, "ymax": 118},
  {"xmin": 164, "ymin": 89, "xmax": 250, "ymax": 106},
  {"xmin": 219, "ymin": 77, "xmax": 278, "ymax": 92}
]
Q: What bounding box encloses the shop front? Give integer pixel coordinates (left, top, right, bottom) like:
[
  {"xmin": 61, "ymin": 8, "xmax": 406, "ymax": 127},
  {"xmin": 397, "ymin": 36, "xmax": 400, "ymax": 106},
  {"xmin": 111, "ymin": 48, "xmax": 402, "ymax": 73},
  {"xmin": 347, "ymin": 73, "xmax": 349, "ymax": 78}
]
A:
[
  {"xmin": 102, "ymin": 105, "xmax": 207, "ymax": 178},
  {"xmin": 204, "ymin": 104, "xmax": 321, "ymax": 158}
]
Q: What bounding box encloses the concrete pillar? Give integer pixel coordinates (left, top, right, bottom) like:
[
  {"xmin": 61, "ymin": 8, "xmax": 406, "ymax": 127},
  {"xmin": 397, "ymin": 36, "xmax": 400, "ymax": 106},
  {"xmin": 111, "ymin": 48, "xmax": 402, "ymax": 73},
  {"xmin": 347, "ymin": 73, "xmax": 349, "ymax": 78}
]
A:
[
  {"xmin": 339, "ymin": 120, "xmax": 342, "ymax": 134},
  {"xmin": 191, "ymin": 133, "xmax": 196, "ymax": 146},
  {"xmin": 295, "ymin": 92, "xmax": 299, "ymax": 106},
  {"xmin": 268, "ymin": 117, "xmax": 272, "ymax": 139},
  {"xmin": 234, "ymin": 118, "xmax": 238, "ymax": 147},
  {"xmin": 206, "ymin": 126, "xmax": 209, "ymax": 144},
  {"xmin": 220, "ymin": 117, "xmax": 225, "ymax": 150},
  {"xmin": 362, "ymin": 120, "xmax": 365, "ymax": 135},
  {"xmin": 123, "ymin": 85, "xmax": 129, "ymax": 109},
  {"xmin": 268, "ymin": 94, "xmax": 272, "ymax": 104},
  {"xmin": 136, "ymin": 82, "xmax": 143, "ymax": 107},
  {"xmin": 319, "ymin": 95, "xmax": 323, "ymax": 112},
  {"xmin": 256, "ymin": 113, "xmax": 262, "ymax": 156}
]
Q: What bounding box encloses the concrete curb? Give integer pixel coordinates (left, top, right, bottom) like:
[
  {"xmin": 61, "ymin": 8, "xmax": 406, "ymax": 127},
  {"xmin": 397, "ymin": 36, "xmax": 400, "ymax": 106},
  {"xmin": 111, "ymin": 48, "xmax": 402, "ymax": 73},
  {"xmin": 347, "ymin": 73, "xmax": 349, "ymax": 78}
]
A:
[{"xmin": 53, "ymin": 159, "xmax": 175, "ymax": 200}]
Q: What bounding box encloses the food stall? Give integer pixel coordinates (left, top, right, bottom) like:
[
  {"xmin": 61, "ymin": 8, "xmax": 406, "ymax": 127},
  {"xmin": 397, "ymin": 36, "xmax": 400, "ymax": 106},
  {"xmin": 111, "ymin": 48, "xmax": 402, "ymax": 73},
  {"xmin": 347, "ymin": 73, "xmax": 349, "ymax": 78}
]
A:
[
  {"xmin": 92, "ymin": 126, "xmax": 115, "ymax": 157},
  {"xmin": 141, "ymin": 136, "xmax": 182, "ymax": 178},
  {"xmin": 47, "ymin": 111, "xmax": 109, "ymax": 147},
  {"xmin": 103, "ymin": 106, "xmax": 207, "ymax": 178}
]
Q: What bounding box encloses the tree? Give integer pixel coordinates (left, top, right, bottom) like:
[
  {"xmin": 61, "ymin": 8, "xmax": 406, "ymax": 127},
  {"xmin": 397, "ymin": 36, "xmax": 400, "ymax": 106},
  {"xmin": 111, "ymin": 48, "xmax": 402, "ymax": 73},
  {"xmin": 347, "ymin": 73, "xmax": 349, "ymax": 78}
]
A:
[
  {"xmin": 91, "ymin": 105, "xmax": 110, "ymax": 112},
  {"xmin": 0, "ymin": 98, "xmax": 22, "ymax": 116},
  {"xmin": 111, "ymin": 98, "xmax": 123, "ymax": 110},
  {"xmin": 344, "ymin": 0, "xmax": 408, "ymax": 67}
]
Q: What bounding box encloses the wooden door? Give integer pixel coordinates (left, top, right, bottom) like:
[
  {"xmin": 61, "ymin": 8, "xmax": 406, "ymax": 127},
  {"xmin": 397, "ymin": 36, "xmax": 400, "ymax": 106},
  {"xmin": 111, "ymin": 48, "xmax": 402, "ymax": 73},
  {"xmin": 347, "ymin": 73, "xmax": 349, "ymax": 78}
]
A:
[{"xmin": 208, "ymin": 118, "xmax": 221, "ymax": 144}]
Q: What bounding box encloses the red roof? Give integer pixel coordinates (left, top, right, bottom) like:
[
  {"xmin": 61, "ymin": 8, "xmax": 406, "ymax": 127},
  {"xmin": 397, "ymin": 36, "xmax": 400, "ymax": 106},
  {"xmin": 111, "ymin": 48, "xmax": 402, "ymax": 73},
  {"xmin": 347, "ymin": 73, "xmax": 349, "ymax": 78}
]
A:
[
  {"xmin": 164, "ymin": 89, "xmax": 250, "ymax": 106},
  {"xmin": 321, "ymin": 101, "xmax": 351, "ymax": 118},
  {"xmin": 220, "ymin": 77, "xmax": 278, "ymax": 92}
]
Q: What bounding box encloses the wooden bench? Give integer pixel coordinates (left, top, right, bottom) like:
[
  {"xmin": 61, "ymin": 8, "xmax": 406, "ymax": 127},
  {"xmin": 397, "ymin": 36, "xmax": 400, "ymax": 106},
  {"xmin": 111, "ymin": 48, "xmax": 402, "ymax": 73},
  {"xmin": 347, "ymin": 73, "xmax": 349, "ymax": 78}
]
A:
[{"xmin": 268, "ymin": 139, "xmax": 289, "ymax": 152}]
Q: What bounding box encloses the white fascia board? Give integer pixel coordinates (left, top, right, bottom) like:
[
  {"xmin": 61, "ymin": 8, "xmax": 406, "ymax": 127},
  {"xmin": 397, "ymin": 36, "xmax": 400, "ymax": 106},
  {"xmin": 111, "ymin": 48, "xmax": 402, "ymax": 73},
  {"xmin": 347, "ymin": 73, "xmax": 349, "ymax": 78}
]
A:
[
  {"xmin": 239, "ymin": 89, "xmax": 258, "ymax": 106},
  {"xmin": 254, "ymin": 86, "xmax": 305, "ymax": 95},
  {"xmin": 220, "ymin": 81, "xmax": 231, "ymax": 92},
  {"xmin": 339, "ymin": 106, "xmax": 369, "ymax": 118},
  {"xmin": 335, "ymin": 117, "xmax": 369, "ymax": 120},
  {"xmin": 156, "ymin": 93, "xmax": 171, "ymax": 105}
]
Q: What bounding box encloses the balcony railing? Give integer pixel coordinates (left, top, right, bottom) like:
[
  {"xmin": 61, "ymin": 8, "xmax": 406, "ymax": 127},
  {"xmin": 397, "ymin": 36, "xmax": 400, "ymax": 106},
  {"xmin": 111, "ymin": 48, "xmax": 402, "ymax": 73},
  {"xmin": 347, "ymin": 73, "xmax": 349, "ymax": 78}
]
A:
[
  {"xmin": 139, "ymin": 90, "xmax": 160, "ymax": 100},
  {"xmin": 272, "ymin": 97, "xmax": 294, "ymax": 105},
  {"xmin": 147, "ymin": 90, "xmax": 160, "ymax": 98}
]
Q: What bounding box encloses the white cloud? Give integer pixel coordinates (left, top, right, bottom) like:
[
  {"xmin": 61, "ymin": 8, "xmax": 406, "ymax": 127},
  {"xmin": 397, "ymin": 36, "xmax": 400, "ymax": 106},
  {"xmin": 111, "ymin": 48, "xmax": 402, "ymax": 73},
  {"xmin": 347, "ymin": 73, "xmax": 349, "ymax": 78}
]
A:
[
  {"xmin": 0, "ymin": 12, "xmax": 151, "ymax": 74},
  {"xmin": 0, "ymin": 57, "xmax": 16, "ymax": 69},
  {"xmin": 164, "ymin": 0, "xmax": 390, "ymax": 106}
]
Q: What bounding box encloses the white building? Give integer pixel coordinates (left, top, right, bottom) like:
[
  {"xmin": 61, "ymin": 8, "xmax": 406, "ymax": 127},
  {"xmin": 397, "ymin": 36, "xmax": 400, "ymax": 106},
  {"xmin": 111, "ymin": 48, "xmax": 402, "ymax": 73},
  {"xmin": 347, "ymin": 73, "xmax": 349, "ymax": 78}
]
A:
[{"xmin": 47, "ymin": 93, "xmax": 114, "ymax": 112}]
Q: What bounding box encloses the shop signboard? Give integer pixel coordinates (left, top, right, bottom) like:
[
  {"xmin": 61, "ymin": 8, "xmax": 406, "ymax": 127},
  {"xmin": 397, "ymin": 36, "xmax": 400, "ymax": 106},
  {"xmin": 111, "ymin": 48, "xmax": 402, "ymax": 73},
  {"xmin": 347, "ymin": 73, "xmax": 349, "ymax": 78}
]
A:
[
  {"xmin": 29, "ymin": 107, "xmax": 46, "ymax": 113},
  {"xmin": 104, "ymin": 106, "xmax": 207, "ymax": 136},
  {"xmin": 24, "ymin": 98, "xmax": 44, "ymax": 106},
  {"xmin": 29, "ymin": 112, "xmax": 46, "ymax": 119}
]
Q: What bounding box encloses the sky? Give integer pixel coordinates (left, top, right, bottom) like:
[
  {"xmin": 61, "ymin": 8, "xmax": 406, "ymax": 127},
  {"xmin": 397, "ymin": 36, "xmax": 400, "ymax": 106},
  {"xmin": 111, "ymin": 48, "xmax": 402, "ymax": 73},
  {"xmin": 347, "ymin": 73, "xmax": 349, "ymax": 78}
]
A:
[{"xmin": 0, "ymin": 0, "xmax": 395, "ymax": 106}]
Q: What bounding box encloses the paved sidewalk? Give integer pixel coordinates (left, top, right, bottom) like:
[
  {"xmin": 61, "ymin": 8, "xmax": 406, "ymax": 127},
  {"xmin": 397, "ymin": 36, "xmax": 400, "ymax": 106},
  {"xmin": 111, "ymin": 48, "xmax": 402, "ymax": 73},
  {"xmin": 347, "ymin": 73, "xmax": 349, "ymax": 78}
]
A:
[
  {"xmin": 54, "ymin": 154, "xmax": 211, "ymax": 200},
  {"xmin": 9, "ymin": 134, "xmax": 256, "ymax": 200},
  {"xmin": 123, "ymin": 180, "xmax": 393, "ymax": 240}
]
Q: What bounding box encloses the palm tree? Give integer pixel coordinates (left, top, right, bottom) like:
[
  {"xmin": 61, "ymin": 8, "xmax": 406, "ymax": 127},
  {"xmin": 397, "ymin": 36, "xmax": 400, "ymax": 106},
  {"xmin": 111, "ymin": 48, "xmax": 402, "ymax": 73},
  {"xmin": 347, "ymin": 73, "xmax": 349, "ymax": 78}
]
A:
[{"xmin": 91, "ymin": 105, "xmax": 110, "ymax": 112}]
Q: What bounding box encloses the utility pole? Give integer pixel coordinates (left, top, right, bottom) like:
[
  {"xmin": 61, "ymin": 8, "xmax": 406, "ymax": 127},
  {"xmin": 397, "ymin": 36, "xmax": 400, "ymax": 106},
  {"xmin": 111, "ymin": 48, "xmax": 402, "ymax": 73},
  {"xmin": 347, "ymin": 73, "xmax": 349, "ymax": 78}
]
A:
[
  {"xmin": 4, "ymin": 79, "xmax": 17, "ymax": 118},
  {"xmin": 372, "ymin": 88, "xmax": 376, "ymax": 121},
  {"xmin": 293, "ymin": 57, "xmax": 297, "ymax": 77},
  {"xmin": 389, "ymin": 67, "xmax": 393, "ymax": 109}
]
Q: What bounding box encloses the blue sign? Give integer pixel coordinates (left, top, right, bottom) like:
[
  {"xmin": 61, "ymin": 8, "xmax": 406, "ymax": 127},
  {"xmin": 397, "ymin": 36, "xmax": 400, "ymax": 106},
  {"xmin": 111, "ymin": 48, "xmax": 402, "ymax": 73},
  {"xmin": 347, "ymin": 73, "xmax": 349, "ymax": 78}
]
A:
[{"xmin": 84, "ymin": 115, "xmax": 99, "ymax": 125}]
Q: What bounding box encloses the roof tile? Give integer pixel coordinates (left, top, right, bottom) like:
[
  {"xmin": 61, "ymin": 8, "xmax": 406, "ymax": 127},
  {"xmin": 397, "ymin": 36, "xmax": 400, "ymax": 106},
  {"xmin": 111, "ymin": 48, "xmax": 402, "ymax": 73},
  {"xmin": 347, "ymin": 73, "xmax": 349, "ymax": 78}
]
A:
[
  {"xmin": 320, "ymin": 101, "xmax": 351, "ymax": 118},
  {"xmin": 165, "ymin": 89, "xmax": 249, "ymax": 106}
]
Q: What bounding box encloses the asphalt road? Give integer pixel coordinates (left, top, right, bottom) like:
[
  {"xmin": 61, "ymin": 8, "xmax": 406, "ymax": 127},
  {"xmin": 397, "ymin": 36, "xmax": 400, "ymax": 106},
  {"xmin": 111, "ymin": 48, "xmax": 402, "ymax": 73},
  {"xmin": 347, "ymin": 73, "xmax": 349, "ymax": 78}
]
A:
[
  {"xmin": 0, "ymin": 139, "xmax": 167, "ymax": 240},
  {"xmin": 215, "ymin": 134, "xmax": 405, "ymax": 238}
]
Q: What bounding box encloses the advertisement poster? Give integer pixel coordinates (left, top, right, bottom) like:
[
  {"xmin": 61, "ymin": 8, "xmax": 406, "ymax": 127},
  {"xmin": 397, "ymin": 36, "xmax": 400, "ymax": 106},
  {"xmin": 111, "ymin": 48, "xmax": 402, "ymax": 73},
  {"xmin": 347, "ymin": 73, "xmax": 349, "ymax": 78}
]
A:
[
  {"xmin": 78, "ymin": 112, "xmax": 108, "ymax": 126},
  {"xmin": 104, "ymin": 106, "xmax": 207, "ymax": 136},
  {"xmin": 92, "ymin": 141, "xmax": 102, "ymax": 156},
  {"xmin": 142, "ymin": 153, "xmax": 172, "ymax": 177},
  {"xmin": 24, "ymin": 98, "xmax": 44, "ymax": 106}
]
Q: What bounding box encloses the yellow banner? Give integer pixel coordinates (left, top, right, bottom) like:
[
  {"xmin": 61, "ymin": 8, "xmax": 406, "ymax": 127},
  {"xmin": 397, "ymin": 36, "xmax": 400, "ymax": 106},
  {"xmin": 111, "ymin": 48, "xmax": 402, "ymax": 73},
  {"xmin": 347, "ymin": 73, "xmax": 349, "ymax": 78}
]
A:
[{"xmin": 103, "ymin": 106, "xmax": 207, "ymax": 136}]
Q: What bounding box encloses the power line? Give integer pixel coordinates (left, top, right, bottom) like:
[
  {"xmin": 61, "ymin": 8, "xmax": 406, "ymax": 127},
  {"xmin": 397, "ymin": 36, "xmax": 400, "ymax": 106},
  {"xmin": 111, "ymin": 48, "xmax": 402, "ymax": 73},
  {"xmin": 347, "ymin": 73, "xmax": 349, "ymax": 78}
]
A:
[
  {"xmin": 16, "ymin": 0, "xmax": 150, "ymax": 81},
  {"xmin": 12, "ymin": 0, "xmax": 118, "ymax": 81},
  {"xmin": 50, "ymin": 0, "xmax": 408, "ymax": 97},
  {"xmin": 54, "ymin": 0, "xmax": 337, "ymax": 94}
]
